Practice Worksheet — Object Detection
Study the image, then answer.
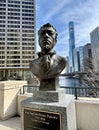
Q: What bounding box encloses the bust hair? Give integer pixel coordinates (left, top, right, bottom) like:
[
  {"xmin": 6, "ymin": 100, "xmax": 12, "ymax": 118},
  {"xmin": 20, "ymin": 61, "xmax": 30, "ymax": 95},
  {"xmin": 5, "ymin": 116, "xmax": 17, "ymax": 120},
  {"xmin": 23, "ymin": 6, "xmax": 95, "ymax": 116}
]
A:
[{"xmin": 38, "ymin": 23, "xmax": 58, "ymax": 42}]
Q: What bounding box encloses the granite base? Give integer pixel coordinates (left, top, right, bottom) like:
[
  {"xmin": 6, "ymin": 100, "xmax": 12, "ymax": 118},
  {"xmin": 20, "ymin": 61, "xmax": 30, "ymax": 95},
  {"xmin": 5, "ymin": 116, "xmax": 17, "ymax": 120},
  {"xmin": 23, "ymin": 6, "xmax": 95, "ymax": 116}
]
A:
[{"xmin": 21, "ymin": 93, "xmax": 76, "ymax": 130}]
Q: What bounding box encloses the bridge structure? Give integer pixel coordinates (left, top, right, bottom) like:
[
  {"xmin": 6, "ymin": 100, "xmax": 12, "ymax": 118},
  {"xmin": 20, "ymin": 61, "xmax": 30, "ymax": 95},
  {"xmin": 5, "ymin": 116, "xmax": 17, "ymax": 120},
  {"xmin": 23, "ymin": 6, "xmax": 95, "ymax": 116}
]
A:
[{"xmin": 60, "ymin": 72, "xmax": 87, "ymax": 77}]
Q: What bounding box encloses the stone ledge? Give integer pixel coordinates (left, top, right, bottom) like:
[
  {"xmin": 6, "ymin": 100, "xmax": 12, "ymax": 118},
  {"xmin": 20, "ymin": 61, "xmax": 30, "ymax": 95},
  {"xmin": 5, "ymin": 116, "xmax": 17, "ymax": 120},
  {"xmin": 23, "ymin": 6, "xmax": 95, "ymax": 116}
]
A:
[{"xmin": 33, "ymin": 88, "xmax": 66, "ymax": 102}]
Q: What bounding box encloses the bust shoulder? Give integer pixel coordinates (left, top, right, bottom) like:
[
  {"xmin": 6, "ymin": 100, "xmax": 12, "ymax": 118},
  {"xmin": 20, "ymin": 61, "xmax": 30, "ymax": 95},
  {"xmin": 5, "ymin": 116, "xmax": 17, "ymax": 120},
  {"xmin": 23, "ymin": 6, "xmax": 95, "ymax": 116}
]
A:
[{"xmin": 30, "ymin": 54, "xmax": 66, "ymax": 79}]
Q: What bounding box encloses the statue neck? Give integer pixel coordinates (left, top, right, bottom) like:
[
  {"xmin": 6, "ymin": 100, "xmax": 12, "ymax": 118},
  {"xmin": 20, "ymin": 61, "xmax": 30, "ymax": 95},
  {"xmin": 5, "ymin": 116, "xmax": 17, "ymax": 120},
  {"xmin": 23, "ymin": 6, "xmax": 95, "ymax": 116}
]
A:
[{"xmin": 38, "ymin": 50, "xmax": 56, "ymax": 58}]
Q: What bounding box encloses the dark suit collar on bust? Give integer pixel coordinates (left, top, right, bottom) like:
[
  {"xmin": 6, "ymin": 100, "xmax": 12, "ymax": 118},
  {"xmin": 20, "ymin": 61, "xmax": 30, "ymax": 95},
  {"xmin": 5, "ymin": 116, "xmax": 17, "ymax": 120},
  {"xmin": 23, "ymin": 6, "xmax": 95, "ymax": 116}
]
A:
[{"xmin": 38, "ymin": 50, "xmax": 56, "ymax": 58}]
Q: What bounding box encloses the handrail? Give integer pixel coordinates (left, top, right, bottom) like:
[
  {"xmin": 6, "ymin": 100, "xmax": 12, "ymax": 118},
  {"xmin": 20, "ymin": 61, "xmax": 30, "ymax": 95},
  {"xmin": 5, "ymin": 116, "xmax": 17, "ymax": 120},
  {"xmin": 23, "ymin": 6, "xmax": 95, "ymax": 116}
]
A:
[
  {"xmin": 21, "ymin": 85, "xmax": 99, "ymax": 99},
  {"xmin": 21, "ymin": 85, "xmax": 39, "ymax": 94},
  {"xmin": 61, "ymin": 86, "xmax": 99, "ymax": 99}
]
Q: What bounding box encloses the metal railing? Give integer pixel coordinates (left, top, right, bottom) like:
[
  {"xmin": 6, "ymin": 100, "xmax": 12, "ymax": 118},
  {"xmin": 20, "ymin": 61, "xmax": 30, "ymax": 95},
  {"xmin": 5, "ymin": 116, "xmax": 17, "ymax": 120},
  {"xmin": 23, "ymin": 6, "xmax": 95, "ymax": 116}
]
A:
[
  {"xmin": 61, "ymin": 86, "xmax": 99, "ymax": 99},
  {"xmin": 20, "ymin": 85, "xmax": 39, "ymax": 94},
  {"xmin": 20, "ymin": 85, "xmax": 99, "ymax": 99}
]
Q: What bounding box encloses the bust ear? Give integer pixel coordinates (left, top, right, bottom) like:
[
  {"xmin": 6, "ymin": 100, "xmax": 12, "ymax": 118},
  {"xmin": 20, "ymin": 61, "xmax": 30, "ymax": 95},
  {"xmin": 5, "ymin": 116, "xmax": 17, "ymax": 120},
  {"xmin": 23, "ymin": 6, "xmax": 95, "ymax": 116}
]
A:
[{"xmin": 37, "ymin": 52, "xmax": 42, "ymax": 58}]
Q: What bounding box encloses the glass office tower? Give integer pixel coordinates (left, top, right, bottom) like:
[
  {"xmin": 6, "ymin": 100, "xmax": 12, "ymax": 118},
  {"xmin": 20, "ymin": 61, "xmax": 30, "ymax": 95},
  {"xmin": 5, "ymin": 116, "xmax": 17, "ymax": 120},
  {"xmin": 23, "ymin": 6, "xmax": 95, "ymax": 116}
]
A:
[
  {"xmin": 0, "ymin": 0, "xmax": 36, "ymax": 80},
  {"xmin": 69, "ymin": 21, "xmax": 75, "ymax": 72},
  {"xmin": 73, "ymin": 46, "xmax": 84, "ymax": 72},
  {"xmin": 73, "ymin": 43, "xmax": 92, "ymax": 72},
  {"xmin": 90, "ymin": 27, "xmax": 99, "ymax": 73}
]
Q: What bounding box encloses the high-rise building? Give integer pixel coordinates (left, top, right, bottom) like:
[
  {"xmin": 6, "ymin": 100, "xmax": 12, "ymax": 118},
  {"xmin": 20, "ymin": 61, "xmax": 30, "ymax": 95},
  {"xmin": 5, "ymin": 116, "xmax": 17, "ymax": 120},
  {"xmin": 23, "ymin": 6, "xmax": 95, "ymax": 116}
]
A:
[
  {"xmin": 68, "ymin": 21, "xmax": 75, "ymax": 72},
  {"xmin": 65, "ymin": 56, "xmax": 69, "ymax": 73},
  {"xmin": 73, "ymin": 43, "xmax": 92, "ymax": 72},
  {"xmin": 83, "ymin": 43, "xmax": 92, "ymax": 71},
  {"xmin": 90, "ymin": 27, "xmax": 99, "ymax": 73},
  {"xmin": 73, "ymin": 46, "xmax": 84, "ymax": 72},
  {"xmin": 0, "ymin": 0, "xmax": 36, "ymax": 80}
]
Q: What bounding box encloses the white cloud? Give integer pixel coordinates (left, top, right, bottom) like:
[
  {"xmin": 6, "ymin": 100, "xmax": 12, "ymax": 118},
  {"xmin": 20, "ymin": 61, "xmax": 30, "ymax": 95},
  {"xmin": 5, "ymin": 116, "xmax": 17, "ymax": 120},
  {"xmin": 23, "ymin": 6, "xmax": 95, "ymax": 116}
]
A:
[
  {"xmin": 42, "ymin": 0, "xmax": 73, "ymax": 23},
  {"xmin": 57, "ymin": 0, "xmax": 99, "ymax": 52},
  {"xmin": 36, "ymin": 0, "xmax": 74, "ymax": 27}
]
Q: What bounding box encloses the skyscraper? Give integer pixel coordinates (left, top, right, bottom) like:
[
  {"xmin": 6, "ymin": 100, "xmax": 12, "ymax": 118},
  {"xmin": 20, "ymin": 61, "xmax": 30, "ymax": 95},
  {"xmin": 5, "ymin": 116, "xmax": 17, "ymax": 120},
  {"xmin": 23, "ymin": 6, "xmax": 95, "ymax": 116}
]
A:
[
  {"xmin": 90, "ymin": 26, "xmax": 99, "ymax": 73},
  {"xmin": 68, "ymin": 21, "xmax": 75, "ymax": 72},
  {"xmin": 0, "ymin": 0, "xmax": 36, "ymax": 80},
  {"xmin": 83, "ymin": 43, "xmax": 92, "ymax": 72},
  {"xmin": 73, "ymin": 43, "xmax": 92, "ymax": 72},
  {"xmin": 73, "ymin": 46, "xmax": 83, "ymax": 72}
]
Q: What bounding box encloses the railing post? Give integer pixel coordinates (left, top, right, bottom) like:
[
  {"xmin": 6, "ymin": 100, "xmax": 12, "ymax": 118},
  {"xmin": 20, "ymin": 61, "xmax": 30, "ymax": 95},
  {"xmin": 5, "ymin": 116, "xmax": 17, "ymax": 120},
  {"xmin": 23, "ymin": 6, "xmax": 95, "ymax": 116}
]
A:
[
  {"xmin": 75, "ymin": 88, "xmax": 78, "ymax": 100},
  {"xmin": 19, "ymin": 88, "xmax": 21, "ymax": 94},
  {"xmin": 23, "ymin": 86, "xmax": 25, "ymax": 94}
]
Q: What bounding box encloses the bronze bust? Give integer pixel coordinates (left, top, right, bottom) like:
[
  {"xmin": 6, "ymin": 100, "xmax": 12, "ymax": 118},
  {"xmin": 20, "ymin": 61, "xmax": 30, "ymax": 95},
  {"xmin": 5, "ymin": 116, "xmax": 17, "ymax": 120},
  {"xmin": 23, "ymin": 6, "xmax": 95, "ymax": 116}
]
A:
[{"xmin": 30, "ymin": 23, "xmax": 66, "ymax": 91}]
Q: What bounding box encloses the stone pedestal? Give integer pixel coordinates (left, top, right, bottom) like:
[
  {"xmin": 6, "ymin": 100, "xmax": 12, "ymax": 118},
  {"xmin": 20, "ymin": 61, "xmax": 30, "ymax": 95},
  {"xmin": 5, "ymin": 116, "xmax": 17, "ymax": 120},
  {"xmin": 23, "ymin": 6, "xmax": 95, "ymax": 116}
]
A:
[
  {"xmin": 0, "ymin": 80, "xmax": 27, "ymax": 120},
  {"xmin": 40, "ymin": 77, "xmax": 59, "ymax": 91},
  {"xmin": 21, "ymin": 89, "xmax": 76, "ymax": 130}
]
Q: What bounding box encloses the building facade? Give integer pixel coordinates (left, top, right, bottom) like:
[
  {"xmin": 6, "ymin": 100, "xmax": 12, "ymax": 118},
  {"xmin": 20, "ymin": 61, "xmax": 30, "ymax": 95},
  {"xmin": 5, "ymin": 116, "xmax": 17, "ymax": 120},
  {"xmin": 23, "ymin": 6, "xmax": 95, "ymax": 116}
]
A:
[
  {"xmin": 73, "ymin": 43, "xmax": 92, "ymax": 72},
  {"xmin": 90, "ymin": 27, "xmax": 99, "ymax": 73},
  {"xmin": 0, "ymin": 0, "xmax": 36, "ymax": 80},
  {"xmin": 68, "ymin": 21, "xmax": 75, "ymax": 72},
  {"xmin": 83, "ymin": 43, "xmax": 92, "ymax": 72},
  {"xmin": 73, "ymin": 46, "xmax": 84, "ymax": 72},
  {"xmin": 65, "ymin": 56, "xmax": 69, "ymax": 73}
]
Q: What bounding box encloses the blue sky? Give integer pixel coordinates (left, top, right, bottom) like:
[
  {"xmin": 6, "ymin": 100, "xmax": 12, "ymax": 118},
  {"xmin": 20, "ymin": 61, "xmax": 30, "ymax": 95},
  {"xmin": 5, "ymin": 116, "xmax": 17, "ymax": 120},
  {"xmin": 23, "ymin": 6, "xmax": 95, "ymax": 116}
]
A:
[{"xmin": 36, "ymin": 0, "xmax": 99, "ymax": 57}]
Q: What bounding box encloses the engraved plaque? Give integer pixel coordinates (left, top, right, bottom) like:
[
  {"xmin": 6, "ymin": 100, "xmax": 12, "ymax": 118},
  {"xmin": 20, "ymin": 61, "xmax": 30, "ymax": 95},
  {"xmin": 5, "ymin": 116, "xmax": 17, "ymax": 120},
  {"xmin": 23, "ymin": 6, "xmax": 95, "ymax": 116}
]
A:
[{"xmin": 23, "ymin": 108, "xmax": 62, "ymax": 130}]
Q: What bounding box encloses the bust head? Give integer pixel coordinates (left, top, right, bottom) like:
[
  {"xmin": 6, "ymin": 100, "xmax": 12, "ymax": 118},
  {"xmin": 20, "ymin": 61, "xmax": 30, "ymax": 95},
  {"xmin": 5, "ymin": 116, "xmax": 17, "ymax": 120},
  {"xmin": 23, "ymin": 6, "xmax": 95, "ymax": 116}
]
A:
[{"xmin": 38, "ymin": 23, "xmax": 58, "ymax": 52}]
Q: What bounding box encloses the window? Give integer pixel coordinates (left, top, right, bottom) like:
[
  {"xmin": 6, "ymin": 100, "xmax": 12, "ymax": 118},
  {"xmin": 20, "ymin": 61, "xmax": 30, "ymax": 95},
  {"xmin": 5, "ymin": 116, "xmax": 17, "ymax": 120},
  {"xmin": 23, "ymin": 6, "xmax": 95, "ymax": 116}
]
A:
[
  {"xmin": 8, "ymin": 25, "xmax": 20, "ymax": 28},
  {"xmin": 8, "ymin": 0, "xmax": 20, "ymax": 4},
  {"xmin": 8, "ymin": 21, "xmax": 20, "ymax": 24},
  {"xmin": 88, "ymin": 49, "xmax": 92, "ymax": 58},
  {"xmin": 8, "ymin": 4, "xmax": 20, "ymax": 8},
  {"xmin": 8, "ymin": 8, "xmax": 20, "ymax": 12}
]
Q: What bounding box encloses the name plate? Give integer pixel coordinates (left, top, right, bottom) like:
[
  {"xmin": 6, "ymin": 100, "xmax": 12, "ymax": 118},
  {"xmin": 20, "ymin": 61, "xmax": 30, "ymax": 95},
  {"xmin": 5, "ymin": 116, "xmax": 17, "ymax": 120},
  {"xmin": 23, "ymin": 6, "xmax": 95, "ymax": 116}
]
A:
[{"xmin": 23, "ymin": 108, "xmax": 62, "ymax": 130}]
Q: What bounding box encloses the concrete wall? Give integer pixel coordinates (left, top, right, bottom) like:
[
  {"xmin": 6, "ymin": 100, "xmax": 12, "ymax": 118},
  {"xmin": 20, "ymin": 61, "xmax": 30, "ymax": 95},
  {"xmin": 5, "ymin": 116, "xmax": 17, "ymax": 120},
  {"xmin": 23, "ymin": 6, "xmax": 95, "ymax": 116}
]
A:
[
  {"xmin": 0, "ymin": 80, "xmax": 27, "ymax": 120},
  {"xmin": 17, "ymin": 93, "xmax": 32, "ymax": 115},
  {"xmin": 76, "ymin": 99, "xmax": 99, "ymax": 130}
]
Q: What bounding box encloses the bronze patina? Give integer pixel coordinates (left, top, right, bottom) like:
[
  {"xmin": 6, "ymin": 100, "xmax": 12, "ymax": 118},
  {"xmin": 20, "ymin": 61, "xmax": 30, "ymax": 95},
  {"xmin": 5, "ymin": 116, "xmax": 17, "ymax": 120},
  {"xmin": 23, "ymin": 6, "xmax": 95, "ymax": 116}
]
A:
[{"xmin": 30, "ymin": 23, "xmax": 66, "ymax": 91}]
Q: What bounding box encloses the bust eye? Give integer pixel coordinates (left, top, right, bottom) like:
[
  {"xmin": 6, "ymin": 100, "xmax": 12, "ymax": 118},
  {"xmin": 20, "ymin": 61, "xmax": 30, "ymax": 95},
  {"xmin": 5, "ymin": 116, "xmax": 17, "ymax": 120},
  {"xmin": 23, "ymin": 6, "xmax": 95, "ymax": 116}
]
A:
[
  {"xmin": 40, "ymin": 32, "xmax": 44, "ymax": 35},
  {"xmin": 48, "ymin": 31, "xmax": 53, "ymax": 35}
]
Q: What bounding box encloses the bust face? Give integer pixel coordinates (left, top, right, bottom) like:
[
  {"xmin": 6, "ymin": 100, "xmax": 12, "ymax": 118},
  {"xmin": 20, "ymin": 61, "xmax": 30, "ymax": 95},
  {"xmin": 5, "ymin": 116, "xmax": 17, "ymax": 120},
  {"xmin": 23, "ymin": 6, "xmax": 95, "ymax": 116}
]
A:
[{"xmin": 38, "ymin": 26, "xmax": 56, "ymax": 52}]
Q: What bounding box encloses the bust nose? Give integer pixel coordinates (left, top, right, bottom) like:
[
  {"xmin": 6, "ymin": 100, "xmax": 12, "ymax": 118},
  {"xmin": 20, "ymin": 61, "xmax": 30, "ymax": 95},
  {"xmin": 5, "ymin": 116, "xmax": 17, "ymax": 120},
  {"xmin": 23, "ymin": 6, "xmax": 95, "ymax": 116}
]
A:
[{"xmin": 45, "ymin": 32, "xmax": 49, "ymax": 37}]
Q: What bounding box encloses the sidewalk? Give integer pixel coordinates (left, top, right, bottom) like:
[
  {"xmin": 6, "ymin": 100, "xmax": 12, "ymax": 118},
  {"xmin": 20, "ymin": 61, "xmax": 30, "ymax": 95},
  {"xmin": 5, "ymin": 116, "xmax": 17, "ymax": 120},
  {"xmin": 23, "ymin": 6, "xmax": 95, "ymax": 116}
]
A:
[{"xmin": 0, "ymin": 117, "xmax": 20, "ymax": 130}]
